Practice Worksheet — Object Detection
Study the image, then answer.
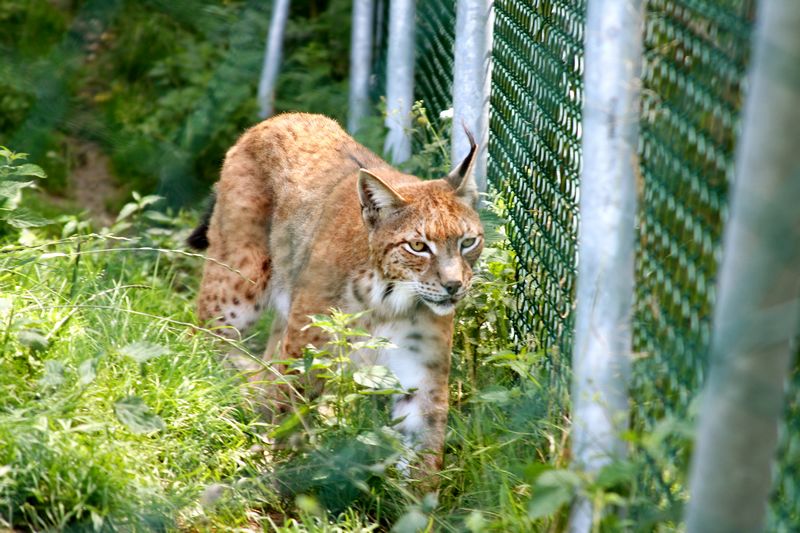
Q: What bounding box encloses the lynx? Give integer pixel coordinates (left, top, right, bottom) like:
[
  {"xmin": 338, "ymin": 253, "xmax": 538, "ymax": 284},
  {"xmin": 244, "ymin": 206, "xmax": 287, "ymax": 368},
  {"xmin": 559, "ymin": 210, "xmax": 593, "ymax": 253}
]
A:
[{"xmin": 188, "ymin": 113, "xmax": 483, "ymax": 474}]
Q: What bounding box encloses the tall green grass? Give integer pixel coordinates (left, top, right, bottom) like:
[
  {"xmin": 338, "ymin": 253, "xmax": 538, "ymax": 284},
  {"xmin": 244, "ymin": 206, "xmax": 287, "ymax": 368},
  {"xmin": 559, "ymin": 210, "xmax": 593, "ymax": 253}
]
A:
[
  {"xmin": 0, "ymin": 226, "xmax": 269, "ymax": 529},
  {"xmin": 0, "ymin": 196, "xmax": 576, "ymax": 531},
  {"xmin": 0, "ymin": 145, "xmax": 577, "ymax": 531}
]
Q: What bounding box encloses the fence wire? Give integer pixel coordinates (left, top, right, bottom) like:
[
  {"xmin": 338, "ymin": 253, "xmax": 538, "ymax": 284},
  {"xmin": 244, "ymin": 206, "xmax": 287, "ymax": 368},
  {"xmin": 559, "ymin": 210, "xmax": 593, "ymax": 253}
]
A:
[
  {"xmin": 485, "ymin": 0, "xmax": 585, "ymax": 361},
  {"xmin": 627, "ymin": 0, "xmax": 767, "ymax": 521},
  {"xmin": 632, "ymin": 0, "xmax": 753, "ymax": 423},
  {"xmin": 407, "ymin": 0, "xmax": 797, "ymax": 526},
  {"xmin": 414, "ymin": 0, "xmax": 456, "ymax": 126}
]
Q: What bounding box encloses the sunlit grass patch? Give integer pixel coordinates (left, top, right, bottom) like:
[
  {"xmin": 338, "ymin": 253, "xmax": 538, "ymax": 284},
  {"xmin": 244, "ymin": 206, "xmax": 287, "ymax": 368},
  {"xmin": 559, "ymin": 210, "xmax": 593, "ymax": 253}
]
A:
[
  {"xmin": 0, "ymin": 228, "xmax": 268, "ymax": 530},
  {"xmin": 0, "ymin": 189, "xmax": 571, "ymax": 531}
]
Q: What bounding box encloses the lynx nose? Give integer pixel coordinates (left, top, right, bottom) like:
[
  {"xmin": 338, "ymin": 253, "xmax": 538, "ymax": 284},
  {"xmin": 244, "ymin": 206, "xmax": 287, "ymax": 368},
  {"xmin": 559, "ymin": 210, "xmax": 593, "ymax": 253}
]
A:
[{"xmin": 443, "ymin": 281, "xmax": 462, "ymax": 295}]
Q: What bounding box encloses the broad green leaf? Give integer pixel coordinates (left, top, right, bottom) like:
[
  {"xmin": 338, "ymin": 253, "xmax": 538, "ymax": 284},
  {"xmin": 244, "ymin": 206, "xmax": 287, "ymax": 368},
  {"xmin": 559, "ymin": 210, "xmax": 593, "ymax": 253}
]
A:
[
  {"xmin": 143, "ymin": 210, "xmax": 174, "ymax": 224},
  {"xmin": 355, "ymin": 431, "xmax": 383, "ymax": 446},
  {"xmin": 138, "ymin": 194, "xmax": 162, "ymax": 207},
  {"xmin": 527, "ymin": 484, "xmax": 573, "ymax": 519},
  {"xmin": 594, "ymin": 460, "xmax": 636, "ymax": 490},
  {"xmin": 269, "ymin": 406, "xmax": 309, "ymax": 439},
  {"xmin": 524, "ymin": 463, "xmax": 554, "ymax": 481},
  {"xmin": 476, "ymin": 386, "xmax": 512, "ymax": 404},
  {"xmin": 391, "ymin": 508, "xmax": 428, "ymax": 533},
  {"xmin": 114, "ymin": 396, "xmax": 165, "ymax": 434},
  {"xmin": 465, "ymin": 510, "xmax": 487, "ymax": 532},
  {"xmin": 115, "ymin": 202, "xmax": 139, "ymax": 222},
  {"xmin": 3, "ymin": 207, "xmax": 52, "ymax": 228},
  {"xmin": 18, "ymin": 329, "xmax": 49, "ymax": 351},
  {"xmin": 10, "ymin": 163, "xmax": 46, "ymax": 179},
  {"xmin": 295, "ymin": 494, "xmax": 323, "ymax": 516},
  {"xmin": 91, "ymin": 510, "xmax": 104, "ymax": 531},
  {"xmin": 353, "ymin": 365, "xmax": 401, "ymax": 390},
  {"xmin": 78, "ymin": 357, "xmax": 99, "ymax": 385},
  {"xmin": 421, "ymin": 492, "xmax": 438, "ymax": 513},
  {"xmin": 0, "ymin": 180, "xmax": 33, "ymax": 199},
  {"xmin": 119, "ymin": 341, "xmax": 168, "ymax": 363},
  {"xmin": 537, "ymin": 469, "xmax": 582, "ymax": 488},
  {"xmin": 357, "ymin": 387, "xmax": 405, "ymax": 396},
  {"xmin": 38, "ymin": 360, "xmax": 65, "ymax": 389}
]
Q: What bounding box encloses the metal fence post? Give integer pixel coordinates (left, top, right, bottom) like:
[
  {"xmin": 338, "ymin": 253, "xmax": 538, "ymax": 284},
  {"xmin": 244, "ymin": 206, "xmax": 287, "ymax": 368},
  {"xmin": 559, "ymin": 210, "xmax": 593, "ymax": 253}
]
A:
[
  {"xmin": 452, "ymin": 0, "xmax": 493, "ymax": 192},
  {"xmin": 684, "ymin": 0, "xmax": 800, "ymax": 530},
  {"xmin": 383, "ymin": 0, "xmax": 415, "ymax": 164},
  {"xmin": 569, "ymin": 0, "xmax": 643, "ymax": 531},
  {"xmin": 257, "ymin": 0, "xmax": 291, "ymax": 119},
  {"xmin": 348, "ymin": 0, "xmax": 375, "ymax": 134}
]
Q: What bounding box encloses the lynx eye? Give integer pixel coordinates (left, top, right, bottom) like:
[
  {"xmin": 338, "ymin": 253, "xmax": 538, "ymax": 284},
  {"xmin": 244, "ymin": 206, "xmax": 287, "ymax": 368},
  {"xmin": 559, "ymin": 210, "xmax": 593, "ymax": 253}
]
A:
[{"xmin": 408, "ymin": 241, "xmax": 429, "ymax": 253}]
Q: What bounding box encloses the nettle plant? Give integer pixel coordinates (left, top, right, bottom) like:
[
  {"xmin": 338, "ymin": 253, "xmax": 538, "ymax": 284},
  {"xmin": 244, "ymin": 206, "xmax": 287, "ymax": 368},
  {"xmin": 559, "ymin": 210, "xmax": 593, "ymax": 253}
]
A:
[
  {"xmin": 270, "ymin": 310, "xmax": 405, "ymax": 437},
  {"xmin": 0, "ymin": 147, "xmax": 51, "ymax": 235},
  {"xmin": 263, "ymin": 310, "xmax": 415, "ymax": 513}
]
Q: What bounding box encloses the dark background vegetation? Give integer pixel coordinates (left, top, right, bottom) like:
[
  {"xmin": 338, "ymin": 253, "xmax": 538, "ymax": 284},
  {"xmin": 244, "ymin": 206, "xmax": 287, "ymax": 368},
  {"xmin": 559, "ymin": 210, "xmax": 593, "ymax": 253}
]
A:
[{"xmin": 0, "ymin": 0, "xmax": 355, "ymax": 209}]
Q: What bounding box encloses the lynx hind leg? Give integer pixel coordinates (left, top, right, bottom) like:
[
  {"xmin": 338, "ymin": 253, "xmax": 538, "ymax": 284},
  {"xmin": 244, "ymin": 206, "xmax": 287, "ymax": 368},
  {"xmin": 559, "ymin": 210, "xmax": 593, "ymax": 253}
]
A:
[{"xmin": 197, "ymin": 147, "xmax": 273, "ymax": 338}]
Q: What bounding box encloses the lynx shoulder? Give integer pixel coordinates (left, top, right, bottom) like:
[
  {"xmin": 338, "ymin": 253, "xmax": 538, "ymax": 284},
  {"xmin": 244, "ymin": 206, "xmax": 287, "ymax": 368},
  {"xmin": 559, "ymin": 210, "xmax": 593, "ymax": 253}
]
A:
[{"xmin": 190, "ymin": 113, "xmax": 483, "ymax": 473}]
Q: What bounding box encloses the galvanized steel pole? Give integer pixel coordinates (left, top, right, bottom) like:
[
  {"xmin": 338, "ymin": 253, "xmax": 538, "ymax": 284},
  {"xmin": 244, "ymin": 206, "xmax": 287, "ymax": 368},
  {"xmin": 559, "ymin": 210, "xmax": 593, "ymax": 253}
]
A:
[
  {"xmin": 257, "ymin": 0, "xmax": 291, "ymax": 118},
  {"xmin": 685, "ymin": 0, "xmax": 800, "ymax": 530},
  {"xmin": 348, "ymin": 0, "xmax": 375, "ymax": 134},
  {"xmin": 383, "ymin": 0, "xmax": 415, "ymax": 164},
  {"xmin": 569, "ymin": 0, "xmax": 643, "ymax": 531},
  {"xmin": 452, "ymin": 0, "xmax": 493, "ymax": 193}
]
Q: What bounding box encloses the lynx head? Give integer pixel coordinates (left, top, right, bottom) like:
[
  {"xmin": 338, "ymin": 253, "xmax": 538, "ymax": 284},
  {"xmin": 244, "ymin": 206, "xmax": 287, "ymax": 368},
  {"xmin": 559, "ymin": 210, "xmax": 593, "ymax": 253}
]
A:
[{"xmin": 357, "ymin": 135, "xmax": 483, "ymax": 316}]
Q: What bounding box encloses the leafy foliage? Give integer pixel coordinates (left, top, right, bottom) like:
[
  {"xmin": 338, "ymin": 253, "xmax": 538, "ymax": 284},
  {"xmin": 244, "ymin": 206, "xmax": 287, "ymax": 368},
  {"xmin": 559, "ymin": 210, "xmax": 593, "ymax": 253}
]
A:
[
  {"xmin": 0, "ymin": 0, "xmax": 386, "ymax": 208},
  {"xmin": 0, "ymin": 0, "xmax": 267, "ymax": 204},
  {"xmin": 0, "ymin": 147, "xmax": 51, "ymax": 234},
  {"xmin": 275, "ymin": 0, "xmax": 353, "ymax": 124}
]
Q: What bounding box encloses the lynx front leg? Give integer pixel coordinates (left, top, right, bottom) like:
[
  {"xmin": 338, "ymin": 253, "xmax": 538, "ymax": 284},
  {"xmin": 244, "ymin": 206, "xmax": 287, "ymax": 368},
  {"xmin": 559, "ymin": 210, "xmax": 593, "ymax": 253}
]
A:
[
  {"xmin": 376, "ymin": 316, "xmax": 454, "ymax": 476},
  {"xmin": 264, "ymin": 299, "xmax": 332, "ymax": 415},
  {"xmin": 392, "ymin": 369, "xmax": 450, "ymax": 474}
]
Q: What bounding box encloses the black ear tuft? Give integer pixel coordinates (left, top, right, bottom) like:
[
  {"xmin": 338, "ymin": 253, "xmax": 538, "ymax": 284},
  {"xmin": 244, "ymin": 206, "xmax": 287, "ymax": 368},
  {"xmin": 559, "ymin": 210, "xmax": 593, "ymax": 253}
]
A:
[{"xmin": 446, "ymin": 124, "xmax": 479, "ymax": 205}]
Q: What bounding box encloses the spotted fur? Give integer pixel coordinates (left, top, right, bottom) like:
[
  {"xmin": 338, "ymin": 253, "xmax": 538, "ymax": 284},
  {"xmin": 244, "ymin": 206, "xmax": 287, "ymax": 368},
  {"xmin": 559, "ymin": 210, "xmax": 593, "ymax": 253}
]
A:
[{"xmin": 192, "ymin": 113, "xmax": 483, "ymax": 475}]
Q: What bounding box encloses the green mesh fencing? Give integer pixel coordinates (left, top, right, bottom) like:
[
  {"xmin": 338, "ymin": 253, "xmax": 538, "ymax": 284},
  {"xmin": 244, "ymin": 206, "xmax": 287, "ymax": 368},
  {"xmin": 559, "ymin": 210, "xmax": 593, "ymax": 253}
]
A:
[
  {"xmin": 774, "ymin": 367, "xmax": 800, "ymax": 528},
  {"xmin": 632, "ymin": 0, "xmax": 753, "ymax": 423},
  {"xmin": 414, "ymin": 0, "xmax": 456, "ymax": 126},
  {"xmin": 486, "ymin": 0, "xmax": 585, "ymax": 360},
  {"xmin": 630, "ymin": 0, "xmax": 761, "ymax": 520}
]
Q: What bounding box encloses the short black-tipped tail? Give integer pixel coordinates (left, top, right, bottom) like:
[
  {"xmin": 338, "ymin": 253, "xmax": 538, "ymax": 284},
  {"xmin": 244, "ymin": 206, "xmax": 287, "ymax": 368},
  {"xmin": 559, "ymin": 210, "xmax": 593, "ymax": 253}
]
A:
[{"xmin": 186, "ymin": 192, "xmax": 216, "ymax": 250}]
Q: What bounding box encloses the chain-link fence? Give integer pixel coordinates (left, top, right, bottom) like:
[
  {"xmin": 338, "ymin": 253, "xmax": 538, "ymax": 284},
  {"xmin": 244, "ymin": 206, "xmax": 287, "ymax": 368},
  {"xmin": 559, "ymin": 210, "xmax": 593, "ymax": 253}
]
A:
[
  {"xmin": 486, "ymin": 0, "xmax": 584, "ymax": 353},
  {"xmin": 486, "ymin": 0, "xmax": 584, "ymax": 396},
  {"xmin": 414, "ymin": 0, "xmax": 456, "ymax": 127},
  {"xmin": 632, "ymin": 0, "xmax": 753, "ymax": 426},
  {"xmin": 406, "ymin": 0, "xmax": 797, "ymax": 527}
]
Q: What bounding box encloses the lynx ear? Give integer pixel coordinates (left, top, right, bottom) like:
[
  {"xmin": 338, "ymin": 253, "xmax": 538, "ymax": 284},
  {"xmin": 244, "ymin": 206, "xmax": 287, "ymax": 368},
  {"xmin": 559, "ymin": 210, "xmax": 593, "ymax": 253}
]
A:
[
  {"xmin": 357, "ymin": 169, "xmax": 407, "ymax": 227},
  {"xmin": 446, "ymin": 125, "xmax": 479, "ymax": 206}
]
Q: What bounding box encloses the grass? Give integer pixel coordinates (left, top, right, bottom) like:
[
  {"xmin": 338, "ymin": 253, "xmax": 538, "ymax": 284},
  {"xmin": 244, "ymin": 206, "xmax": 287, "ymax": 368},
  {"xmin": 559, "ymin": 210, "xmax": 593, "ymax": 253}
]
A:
[
  {"xmin": 0, "ymin": 226, "xmax": 267, "ymax": 529},
  {"xmin": 0, "ymin": 192, "xmax": 578, "ymax": 531}
]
